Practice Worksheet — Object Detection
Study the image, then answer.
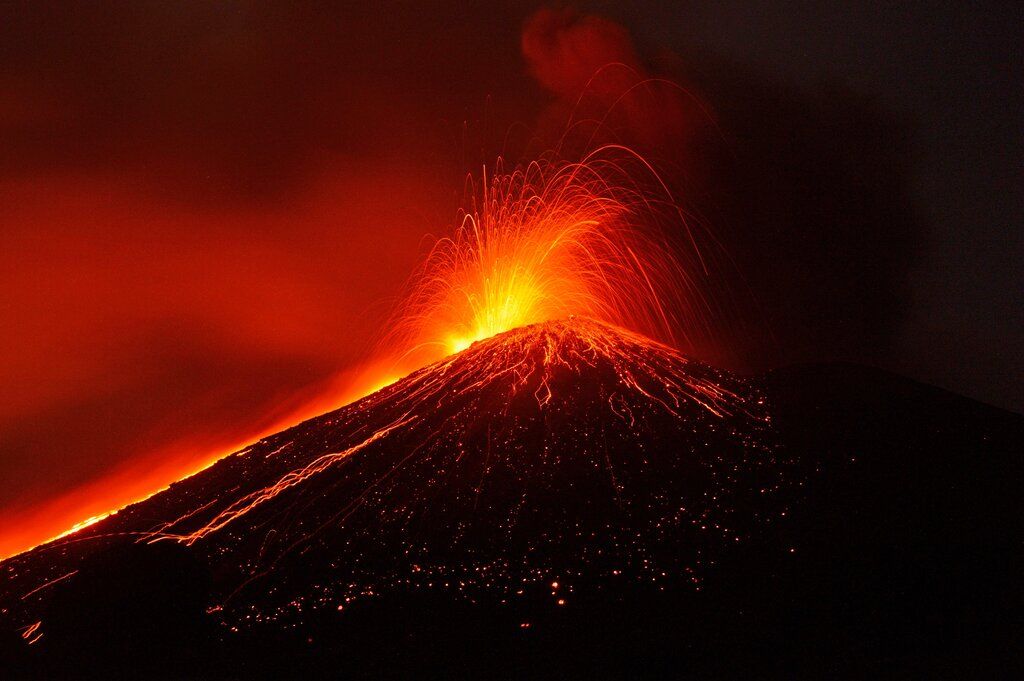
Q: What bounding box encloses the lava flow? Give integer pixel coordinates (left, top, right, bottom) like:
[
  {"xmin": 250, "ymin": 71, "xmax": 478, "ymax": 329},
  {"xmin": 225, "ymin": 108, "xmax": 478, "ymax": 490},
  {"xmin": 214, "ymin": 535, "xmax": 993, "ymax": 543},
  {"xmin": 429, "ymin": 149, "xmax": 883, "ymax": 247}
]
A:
[{"xmin": 148, "ymin": 317, "xmax": 754, "ymax": 547}]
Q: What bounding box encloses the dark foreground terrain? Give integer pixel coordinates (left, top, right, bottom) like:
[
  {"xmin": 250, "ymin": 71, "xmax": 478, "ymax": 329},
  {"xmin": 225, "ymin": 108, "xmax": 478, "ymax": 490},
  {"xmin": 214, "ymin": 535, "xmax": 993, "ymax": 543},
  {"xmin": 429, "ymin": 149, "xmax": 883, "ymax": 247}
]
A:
[{"xmin": 1, "ymin": 321, "xmax": 1020, "ymax": 679}]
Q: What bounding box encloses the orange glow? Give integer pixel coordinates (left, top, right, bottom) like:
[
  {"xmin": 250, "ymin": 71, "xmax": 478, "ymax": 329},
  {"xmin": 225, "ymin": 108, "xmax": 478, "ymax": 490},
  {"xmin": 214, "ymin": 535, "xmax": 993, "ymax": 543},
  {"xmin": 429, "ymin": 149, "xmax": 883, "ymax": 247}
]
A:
[
  {"xmin": 0, "ymin": 370, "xmax": 410, "ymax": 560},
  {"xmin": 19, "ymin": 620, "xmax": 43, "ymax": 645},
  {"xmin": 50, "ymin": 514, "xmax": 107, "ymax": 541}
]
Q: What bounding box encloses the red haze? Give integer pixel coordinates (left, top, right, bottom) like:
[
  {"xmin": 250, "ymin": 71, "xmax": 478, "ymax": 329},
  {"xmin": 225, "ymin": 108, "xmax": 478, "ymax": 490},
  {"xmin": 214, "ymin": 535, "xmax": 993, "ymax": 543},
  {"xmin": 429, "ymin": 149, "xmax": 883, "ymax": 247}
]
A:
[
  {"xmin": 0, "ymin": 4, "xmax": 718, "ymax": 559},
  {"xmin": 522, "ymin": 7, "xmax": 698, "ymax": 151},
  {"xmin": 0, "ymin": 168, "xmax": 442, "ymax": 558},
  {"xmin": 0, "ymin": 2, "xmax": 544, "ymax": 559}
]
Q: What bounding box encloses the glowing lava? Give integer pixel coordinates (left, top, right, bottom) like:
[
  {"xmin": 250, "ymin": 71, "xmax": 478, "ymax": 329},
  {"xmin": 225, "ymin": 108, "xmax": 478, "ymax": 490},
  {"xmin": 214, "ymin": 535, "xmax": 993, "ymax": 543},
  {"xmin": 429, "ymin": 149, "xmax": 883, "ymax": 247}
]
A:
[{"xmin": 145, "ymin": 146, "xmax": 727, "ymax": 549}]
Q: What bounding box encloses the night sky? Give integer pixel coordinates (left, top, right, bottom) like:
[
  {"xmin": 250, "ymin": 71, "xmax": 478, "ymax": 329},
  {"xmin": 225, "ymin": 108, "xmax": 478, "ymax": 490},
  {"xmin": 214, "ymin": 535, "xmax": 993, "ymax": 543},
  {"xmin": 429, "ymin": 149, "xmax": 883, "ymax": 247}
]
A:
[{"xmin": 0, "ymin": 1, "xmax": 1020, "ymax": 556}]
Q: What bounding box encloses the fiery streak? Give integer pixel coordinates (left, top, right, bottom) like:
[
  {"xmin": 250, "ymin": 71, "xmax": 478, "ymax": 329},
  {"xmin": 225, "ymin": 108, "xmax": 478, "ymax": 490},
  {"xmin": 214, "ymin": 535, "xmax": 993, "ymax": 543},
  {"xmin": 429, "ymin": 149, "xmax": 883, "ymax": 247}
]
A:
[
  {"xmin": 157, "ymin": 417, "xmax": 415, "ymax": 544},
  {"xmin": 19, "ymin": 620, "xmax": 42, "ymax": 645},
  {"xmin": 49, "ymin": 515, "xmax": 108, "ymax": 542},
  {"xmin": 20, "ymin": 569, "xmax": 78, "ymax": 600},
  {"xmin": 374, "ymin": 145, "xmax": 716, "ymax": 377}
]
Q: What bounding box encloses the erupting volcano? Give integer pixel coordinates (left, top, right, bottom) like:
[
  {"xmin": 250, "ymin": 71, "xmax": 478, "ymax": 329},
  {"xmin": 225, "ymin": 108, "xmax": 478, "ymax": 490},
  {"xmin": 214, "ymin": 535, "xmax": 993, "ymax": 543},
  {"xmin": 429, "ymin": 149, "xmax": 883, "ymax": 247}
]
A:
[
  {"xmin": 1, "ymin": 146, "xmax": 798, "ymax": 668},
  {"xmin": 1, "ymin": 147, "xmax": 1019, "ymax": 681},
  {"xmin": 3, "ymin": 4, "xmax": 1020, "ymax": 677}
]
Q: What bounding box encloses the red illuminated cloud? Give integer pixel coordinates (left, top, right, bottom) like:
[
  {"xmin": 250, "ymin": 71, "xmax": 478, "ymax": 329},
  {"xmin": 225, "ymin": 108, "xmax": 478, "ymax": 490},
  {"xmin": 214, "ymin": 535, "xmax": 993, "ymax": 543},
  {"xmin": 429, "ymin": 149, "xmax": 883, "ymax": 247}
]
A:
[
  {"xmin": 521, "ymin": 8, "xmax": 642, "ymax": 98},
  {"xmin": 521, "ymin": 8, "xmax": 696, "ymax": 151},
  {"xmin": 0, "ymin": 168, "xmax": 440, "ymax": 559}
]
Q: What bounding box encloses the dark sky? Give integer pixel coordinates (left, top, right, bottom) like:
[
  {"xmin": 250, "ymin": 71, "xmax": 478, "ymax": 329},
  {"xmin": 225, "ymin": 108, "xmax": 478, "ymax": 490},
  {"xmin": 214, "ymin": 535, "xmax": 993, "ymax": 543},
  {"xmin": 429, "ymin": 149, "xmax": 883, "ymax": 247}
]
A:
[
  {"xmin": 618, "ymin": 0, "xmax": 1022, "ymax": 416},
  {"xmin": 0, "ymin": 1, "xmax": 1020, "ymax": 557}
]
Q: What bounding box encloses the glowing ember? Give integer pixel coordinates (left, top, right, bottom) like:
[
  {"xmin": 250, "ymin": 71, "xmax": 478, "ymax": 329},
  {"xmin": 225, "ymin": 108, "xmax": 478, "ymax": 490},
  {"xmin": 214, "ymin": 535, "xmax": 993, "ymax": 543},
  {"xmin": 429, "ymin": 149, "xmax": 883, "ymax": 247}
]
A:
[{"xmin": 49, "ymin": 515, "xmax": 108, "ymax": 542}]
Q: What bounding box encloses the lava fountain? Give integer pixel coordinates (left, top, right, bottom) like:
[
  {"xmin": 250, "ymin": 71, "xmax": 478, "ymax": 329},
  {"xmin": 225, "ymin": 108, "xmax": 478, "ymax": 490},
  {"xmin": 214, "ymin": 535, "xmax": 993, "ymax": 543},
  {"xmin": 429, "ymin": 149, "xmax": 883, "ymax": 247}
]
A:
[
  {"xmin": 373, "ymin": 145, "xmax": 718, "ymax": 377},
  {"xmin": 133, "ymin": 146, "xmax": 751, "ymax": 558}
]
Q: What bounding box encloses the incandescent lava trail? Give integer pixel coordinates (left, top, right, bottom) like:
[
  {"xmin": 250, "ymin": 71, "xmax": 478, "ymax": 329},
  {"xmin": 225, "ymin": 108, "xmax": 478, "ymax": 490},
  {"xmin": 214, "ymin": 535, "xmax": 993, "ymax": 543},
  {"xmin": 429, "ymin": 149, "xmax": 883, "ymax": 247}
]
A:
[{"xmin": 151, "ymin": 317, "xmax": 757, "ymax": 547}]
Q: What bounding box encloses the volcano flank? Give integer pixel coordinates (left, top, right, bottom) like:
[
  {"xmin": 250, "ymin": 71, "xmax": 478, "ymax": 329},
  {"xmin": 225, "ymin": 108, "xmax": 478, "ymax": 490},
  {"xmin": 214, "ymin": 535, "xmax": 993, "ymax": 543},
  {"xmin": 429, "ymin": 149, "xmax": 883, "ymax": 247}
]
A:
[{"xmin": 2, "ymin": 318, "xmax": 1020, "ymax": 678}]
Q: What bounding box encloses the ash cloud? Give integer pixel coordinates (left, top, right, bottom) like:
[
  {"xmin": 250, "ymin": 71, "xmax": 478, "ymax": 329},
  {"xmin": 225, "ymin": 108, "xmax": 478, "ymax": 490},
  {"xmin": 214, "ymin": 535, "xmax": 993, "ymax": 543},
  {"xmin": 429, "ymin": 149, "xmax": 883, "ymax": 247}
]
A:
[{"xmin": 522, "ymin": 8, "xmax": 642, "ymax": 97}]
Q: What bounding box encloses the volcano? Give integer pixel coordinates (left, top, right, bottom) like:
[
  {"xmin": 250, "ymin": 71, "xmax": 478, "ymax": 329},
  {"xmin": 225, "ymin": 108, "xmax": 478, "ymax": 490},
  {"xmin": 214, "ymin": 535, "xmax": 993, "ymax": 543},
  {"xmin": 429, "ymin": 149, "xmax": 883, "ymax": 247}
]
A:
[{"xmin": 2, "ymin": 318, "xmax": 1020, "ymax": 678}]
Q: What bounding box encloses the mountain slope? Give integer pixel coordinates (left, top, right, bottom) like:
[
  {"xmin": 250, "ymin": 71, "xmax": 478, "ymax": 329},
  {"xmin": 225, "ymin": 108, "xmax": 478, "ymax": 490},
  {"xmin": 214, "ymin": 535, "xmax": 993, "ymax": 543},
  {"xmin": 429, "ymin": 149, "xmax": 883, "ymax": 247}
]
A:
[
  {"xmin": 2, "ymin": 318, "xmax": 792, "ymax": 632},
  {"xmin": 2, "ymin": 322, "xmax": 1019, "ymax": 678}
]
